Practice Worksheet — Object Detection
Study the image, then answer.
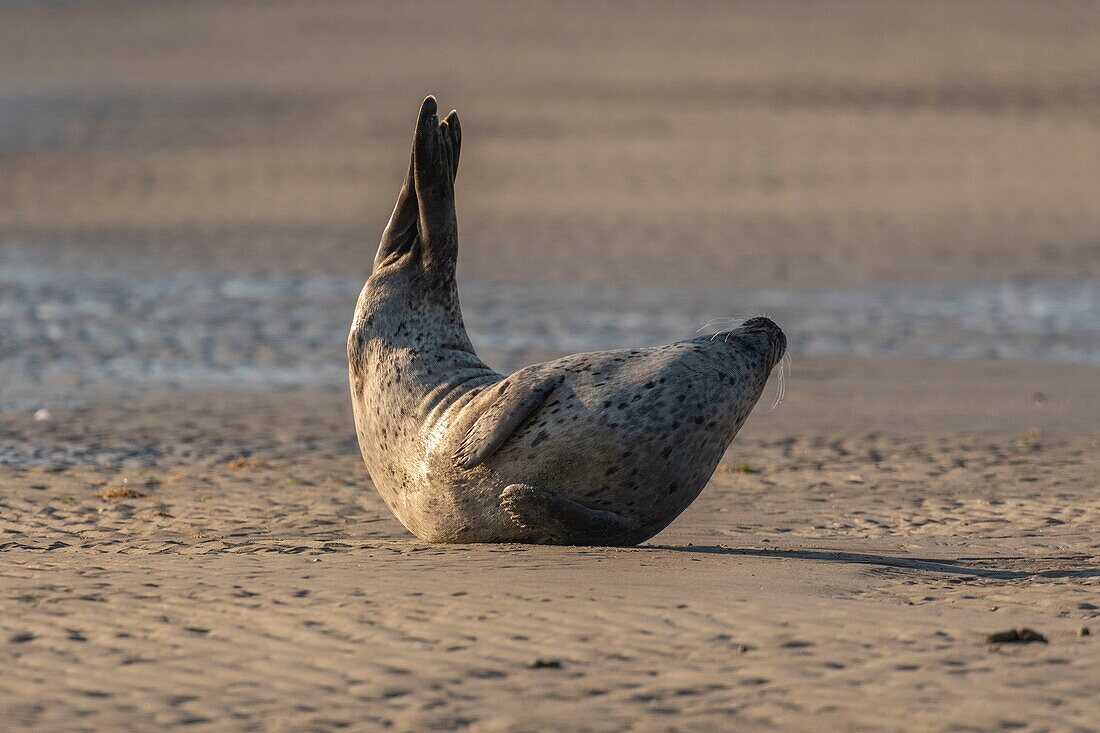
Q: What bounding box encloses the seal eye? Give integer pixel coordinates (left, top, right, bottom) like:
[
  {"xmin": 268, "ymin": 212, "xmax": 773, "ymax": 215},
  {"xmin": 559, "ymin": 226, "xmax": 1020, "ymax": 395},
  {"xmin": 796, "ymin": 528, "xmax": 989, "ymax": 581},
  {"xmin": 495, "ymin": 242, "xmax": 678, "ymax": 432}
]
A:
[{"xmin": 739, "ymin": 339, "xmax": 762, "ymax": 358}]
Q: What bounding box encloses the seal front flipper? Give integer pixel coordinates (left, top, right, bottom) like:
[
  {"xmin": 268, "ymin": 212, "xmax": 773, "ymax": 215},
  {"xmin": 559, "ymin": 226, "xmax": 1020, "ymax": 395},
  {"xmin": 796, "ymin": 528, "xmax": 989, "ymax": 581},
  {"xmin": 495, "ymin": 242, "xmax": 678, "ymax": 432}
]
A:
[
  {"xmin": 500, "ymin": 485, "xmax": 639, "ymax": 546},
  {"xmin": 451, "ymin": 370, "xmax": 563, "ymax": 470}
]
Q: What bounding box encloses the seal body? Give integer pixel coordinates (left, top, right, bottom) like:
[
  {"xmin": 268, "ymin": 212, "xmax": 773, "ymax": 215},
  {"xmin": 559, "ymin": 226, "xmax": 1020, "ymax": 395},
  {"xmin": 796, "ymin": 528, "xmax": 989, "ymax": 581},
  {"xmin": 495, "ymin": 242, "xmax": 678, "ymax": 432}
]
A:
[{"xmin": 349, "ymin": 97, "xmax": 786, "ymax": 545}]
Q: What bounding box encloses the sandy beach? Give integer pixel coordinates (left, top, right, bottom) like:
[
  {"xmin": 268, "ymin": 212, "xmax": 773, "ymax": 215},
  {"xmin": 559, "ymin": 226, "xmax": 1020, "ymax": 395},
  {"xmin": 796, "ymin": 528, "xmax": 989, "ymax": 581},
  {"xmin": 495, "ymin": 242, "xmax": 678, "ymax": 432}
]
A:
[
  {"xmin": 3, "ymin": 369, "xmax": 1099, "ymax": 731},
  {"xmin": 2, "ymin": 2, "xmax": 1099, "ymax": 731}
]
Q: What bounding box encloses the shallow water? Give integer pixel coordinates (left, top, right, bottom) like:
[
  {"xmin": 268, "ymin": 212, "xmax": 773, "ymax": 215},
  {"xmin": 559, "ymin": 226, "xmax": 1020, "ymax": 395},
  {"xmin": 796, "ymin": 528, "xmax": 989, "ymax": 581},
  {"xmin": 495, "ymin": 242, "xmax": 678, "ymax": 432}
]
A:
[{"xmin": 1, "ymin": 256, "xmax": 1097, "ymax": 411}]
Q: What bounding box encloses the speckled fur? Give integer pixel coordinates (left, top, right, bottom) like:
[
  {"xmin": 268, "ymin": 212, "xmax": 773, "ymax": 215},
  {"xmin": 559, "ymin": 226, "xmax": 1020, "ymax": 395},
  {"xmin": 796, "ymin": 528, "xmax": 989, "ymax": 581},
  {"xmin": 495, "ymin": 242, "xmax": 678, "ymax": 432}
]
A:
[{"xmin": 348, "ymin": 97, "xmax": 786, "ymax": 545}]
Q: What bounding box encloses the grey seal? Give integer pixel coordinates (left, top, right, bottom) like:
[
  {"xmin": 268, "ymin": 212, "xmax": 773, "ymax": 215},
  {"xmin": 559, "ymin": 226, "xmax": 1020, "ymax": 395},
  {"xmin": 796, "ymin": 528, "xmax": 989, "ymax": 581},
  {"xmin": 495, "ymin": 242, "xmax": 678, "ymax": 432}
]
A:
[{"xmin": 348, "ymin": 96, "xmax": 786, "ymax": 545}]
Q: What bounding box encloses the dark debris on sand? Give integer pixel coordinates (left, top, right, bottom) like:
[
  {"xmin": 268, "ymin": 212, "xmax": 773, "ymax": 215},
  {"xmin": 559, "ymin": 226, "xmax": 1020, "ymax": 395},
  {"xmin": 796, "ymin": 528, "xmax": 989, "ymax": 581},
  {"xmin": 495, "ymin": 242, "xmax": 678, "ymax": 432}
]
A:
[{"xmin": 985, "ymin": 628, "xmax": 1048, "ymax": 645}]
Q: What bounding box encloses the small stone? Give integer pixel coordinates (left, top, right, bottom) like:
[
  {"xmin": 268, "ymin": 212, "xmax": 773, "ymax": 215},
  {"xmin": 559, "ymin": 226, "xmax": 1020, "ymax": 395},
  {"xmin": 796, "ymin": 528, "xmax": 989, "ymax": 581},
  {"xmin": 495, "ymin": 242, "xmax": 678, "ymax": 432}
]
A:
[
  {"xmin": 34, "ymin": 408, "xmax": 50, "ymax": 421},
  {"xmin": 530, "ymin": 658, "xmax": 562, "ymax": 669},
  {"xmin": 1017, "ymin": 628, "xmax": 1048, "ymax": 643},
  {"xmin": 986, "ymin": 628, "xmax": 1048, "ymax": 645},
  {"xmin": 986, "ymin": 630, "xmax": 1018, "ymax": 644},
  {"xmin": 1080, "ymin": 627, "xmax": 1090, "ymax": 637}
]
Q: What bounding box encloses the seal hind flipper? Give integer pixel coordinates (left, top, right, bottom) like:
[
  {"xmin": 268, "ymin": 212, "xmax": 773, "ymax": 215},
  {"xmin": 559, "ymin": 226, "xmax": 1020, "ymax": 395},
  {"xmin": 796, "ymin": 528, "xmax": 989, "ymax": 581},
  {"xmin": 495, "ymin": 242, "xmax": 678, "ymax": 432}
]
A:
[
  {"xmin": 500, "ymin": 484, "xmax": 639, "ymax": 546},
  {"xmin": 374, "ymin": 96, "xmax": 462, "ymax": 272},
  {"xmin": 373, "ymin": 99, "xmax": 432, "ymax": 269},
  {"xmin": 451, "ymin": 372, "xmax": 563, "ymax": 469},
  {"xmin": 413, "ymin": 97, "xmax": 462, "ymax": 275}
]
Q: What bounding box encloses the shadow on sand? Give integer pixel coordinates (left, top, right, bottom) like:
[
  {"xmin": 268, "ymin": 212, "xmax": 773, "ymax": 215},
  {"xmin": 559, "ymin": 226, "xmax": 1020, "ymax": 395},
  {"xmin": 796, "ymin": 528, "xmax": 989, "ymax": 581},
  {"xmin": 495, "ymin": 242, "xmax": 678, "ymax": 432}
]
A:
[{"xmin": 648, "ymin": 545, "xmax": 1100, "ymax": 580}]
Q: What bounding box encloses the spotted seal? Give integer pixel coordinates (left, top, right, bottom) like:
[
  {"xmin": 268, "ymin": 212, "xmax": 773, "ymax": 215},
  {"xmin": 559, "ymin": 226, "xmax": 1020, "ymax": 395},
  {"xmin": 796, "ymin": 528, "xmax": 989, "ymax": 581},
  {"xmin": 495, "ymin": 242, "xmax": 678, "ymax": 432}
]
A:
[{"xmin": 348, "ymin": 96, "xmax": 786, "ymax": 545}]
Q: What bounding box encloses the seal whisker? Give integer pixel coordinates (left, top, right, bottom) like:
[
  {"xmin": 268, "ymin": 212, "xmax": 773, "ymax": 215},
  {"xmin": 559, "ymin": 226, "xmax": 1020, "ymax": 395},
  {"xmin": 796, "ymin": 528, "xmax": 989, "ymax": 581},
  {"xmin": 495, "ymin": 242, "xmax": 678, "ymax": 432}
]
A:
[
  {"xmin": 769, "ymin": 350, "xmax": 791, "ymax": 411},
  {"xmin": 769, "ymin": 362, "xmax": 783, "ymax": 411},
  {"xmin": 699, "ymin": 318, "xmax": 736, "ymax": 340},
  {"xmin": 697, "ymin": 313, "xmax": 754, "ymax": 337},
  {"xmin": 696, "ymin": 317, "xmax": 735, "ymax": 334}
]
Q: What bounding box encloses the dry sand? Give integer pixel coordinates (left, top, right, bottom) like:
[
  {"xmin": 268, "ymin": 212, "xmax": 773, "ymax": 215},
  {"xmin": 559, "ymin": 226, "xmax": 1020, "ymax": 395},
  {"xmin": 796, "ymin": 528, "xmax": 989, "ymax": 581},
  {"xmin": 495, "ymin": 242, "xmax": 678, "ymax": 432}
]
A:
[{"xmin": 2, "ymin": 2, "xmax": 1100, "ymax": 731}]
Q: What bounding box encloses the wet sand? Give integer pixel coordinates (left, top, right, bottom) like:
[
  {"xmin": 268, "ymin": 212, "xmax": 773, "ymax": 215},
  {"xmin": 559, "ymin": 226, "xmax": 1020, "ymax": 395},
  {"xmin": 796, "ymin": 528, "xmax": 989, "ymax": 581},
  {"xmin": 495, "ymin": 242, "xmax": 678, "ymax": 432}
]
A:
[{"xmin": 2, "ymin": 1, "xmax": 1100, "ymax": 731}]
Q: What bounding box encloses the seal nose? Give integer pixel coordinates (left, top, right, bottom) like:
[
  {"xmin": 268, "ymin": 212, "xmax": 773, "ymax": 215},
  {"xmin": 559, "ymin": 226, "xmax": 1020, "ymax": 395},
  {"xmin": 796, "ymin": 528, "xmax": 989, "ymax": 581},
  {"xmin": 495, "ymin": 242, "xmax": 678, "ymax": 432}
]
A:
[{"xmin": 740, "ymin": 317, "xmax": 786, "ymax": 366}]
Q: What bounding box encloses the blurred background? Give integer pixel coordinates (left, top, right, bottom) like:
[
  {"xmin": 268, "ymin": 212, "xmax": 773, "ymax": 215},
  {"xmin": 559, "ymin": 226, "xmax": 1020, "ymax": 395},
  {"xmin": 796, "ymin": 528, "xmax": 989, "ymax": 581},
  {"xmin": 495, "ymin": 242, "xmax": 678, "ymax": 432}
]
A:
[{"xmin": 2, "ymin": 0, "xmax": 1098, "ymax": 414}]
